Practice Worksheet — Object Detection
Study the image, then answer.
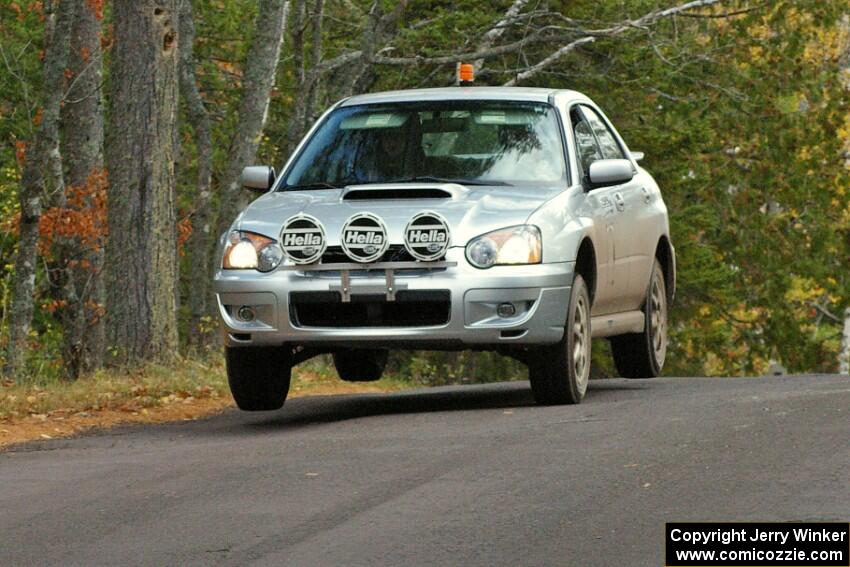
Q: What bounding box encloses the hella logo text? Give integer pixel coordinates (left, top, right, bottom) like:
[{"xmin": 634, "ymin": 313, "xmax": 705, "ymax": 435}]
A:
[
  {"xmin": 407, "ymin": 229, "xmax": 447, "ymax": 244},
  {"xmin": 340, "ymin": 213, "xmax": 389, "ymax": 262},
  {"xmin": 283, "ymin": 233, "xmax": 322, "ymax": 247},
  {"xmin": 344, "ymin": 231, "xmax": 384, "ymax": 244}
]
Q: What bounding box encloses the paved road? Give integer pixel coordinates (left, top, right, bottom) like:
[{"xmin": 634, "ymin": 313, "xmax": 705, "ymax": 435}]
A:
[{"xmin": 1, "ymin": 375, "xmax": 847, "ymax": 566}]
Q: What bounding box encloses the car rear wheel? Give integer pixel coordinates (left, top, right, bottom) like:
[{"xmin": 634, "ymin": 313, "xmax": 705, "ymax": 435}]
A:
[
  {"xmin": 610, "ymin": 259, "xmax": 667, "ymax": 378},
  {"xmin": 528, "ymin": 274, "xmax": 591, "ymax": 405},
  {"xmin": 333, "ymin": 349, "xmax": 388, "ymax": 382},
  {"xmin": 225, "ymin": 346, "xmax": 292, "ymax": 411}
]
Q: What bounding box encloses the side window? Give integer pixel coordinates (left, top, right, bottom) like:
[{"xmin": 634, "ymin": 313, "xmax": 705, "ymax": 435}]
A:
[
  {"xmin": 570, "ymin": 108, "xmax": 602, "ymax": 175},
  {"xmin": 581, "ymin": 106, "xmax": 625, "ymax": 160}
]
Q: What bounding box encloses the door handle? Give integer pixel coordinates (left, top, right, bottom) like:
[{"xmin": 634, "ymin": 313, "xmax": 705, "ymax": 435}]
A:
[
  {"xmin": 614, "ymin": 192, "xmax": 626, "ymax": 212},
  {"xmin": 641, "ymin": 186, "xmax": 651, "ymax": 204}
]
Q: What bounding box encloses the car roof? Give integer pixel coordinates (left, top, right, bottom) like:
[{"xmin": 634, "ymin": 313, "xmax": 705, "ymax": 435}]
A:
[{"xmin": 340, "ymin": 87, "xmax": 591, "ymax": 107}]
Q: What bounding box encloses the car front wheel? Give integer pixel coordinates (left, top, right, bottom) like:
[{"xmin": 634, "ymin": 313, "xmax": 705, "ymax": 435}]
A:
[
  {"xmin": 528, "ymin": 273, "xmax": 591, "ymax": 405},
  {"xmin": 225, "ymin": 346, "xmax": 292, "ymax": 411}
]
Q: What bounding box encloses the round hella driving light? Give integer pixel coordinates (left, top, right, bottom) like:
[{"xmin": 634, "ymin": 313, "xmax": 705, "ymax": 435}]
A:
[
  {"xmin": 280, "ymin": 214, "xmax": 326, "ymax": 264},
  {"xmin": 340, "ymin": 212, "xmax": 389, "ymax": 263},
  {"xmin": 467, "ymin": 237, "xmax": 498, "ymax": 268},
  {"xmin": 404, "ymin": 211, "xmax": 451, "ymax": 261}
]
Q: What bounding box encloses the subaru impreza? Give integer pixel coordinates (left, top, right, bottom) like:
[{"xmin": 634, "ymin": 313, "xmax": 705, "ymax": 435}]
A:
[{"xmin": 214, "ymin": 87, "xmax": 675, "ymax": 410}]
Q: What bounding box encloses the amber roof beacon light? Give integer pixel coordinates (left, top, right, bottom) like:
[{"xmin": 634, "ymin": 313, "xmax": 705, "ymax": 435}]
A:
[{"xmin": 458, "ymin": 63, "xmax": 474, "ymax": 86}]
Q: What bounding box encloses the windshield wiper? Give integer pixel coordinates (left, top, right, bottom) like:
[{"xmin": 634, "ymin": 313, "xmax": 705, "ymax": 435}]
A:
[
  {"xmin": 281, "ymin": 182, "xmax": 345, "ymax": 191},
  {"xmin": 388, "ymin": 176, "xmax": 512, "ymax": 187}
]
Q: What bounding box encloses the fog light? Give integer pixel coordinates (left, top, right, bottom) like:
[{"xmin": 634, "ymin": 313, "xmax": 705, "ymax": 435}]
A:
[
  {"xmin": 236, "ymin": 305, "xmax": 256, "ymax": 322},
  {"xmin": 497, "ymin": 302, "xmax": 517, "ymax": 318}
]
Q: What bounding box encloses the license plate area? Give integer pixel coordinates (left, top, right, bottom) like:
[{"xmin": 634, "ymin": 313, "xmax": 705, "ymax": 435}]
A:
[
  {"xmin": 289, "ymin": 290, "xmax": 451, "ymax": 328},
  {"xmin": 279, "ymin": 261, "xmax": 456, "ymax": 303}
]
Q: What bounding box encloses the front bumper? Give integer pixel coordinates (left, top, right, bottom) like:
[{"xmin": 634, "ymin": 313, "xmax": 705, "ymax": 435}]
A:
[{"xmin": 213, "ymin": 248, "xmax": 573, "ymax": 349}]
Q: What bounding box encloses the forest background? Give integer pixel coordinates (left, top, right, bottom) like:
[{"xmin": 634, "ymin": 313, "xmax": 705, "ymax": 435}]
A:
[{"xmin": 1, "ymin": 0, "xmax": 849, "ymax": 389}]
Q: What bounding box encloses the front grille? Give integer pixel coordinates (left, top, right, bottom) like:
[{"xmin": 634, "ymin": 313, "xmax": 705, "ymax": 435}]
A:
[
  {"xmin": 290, "ymin": 290, "xmax": 451, "ymax": 328},
  {"xmin": 320, "ymin": 245, "xmax": 416, "ymax": 264}
]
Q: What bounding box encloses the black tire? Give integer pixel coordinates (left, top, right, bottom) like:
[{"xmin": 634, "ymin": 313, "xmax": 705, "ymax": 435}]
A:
[
  {"xmin": 610, "ymin": 259, "xmax": 668, "ymax": 378},
  {"xmin": 528, "ymin": 274, "xmax": 592, "ymax": 405},
  {"xmin": 333, "ymin": 349, "xmax": 388, "ymax": 382},
  {"xmin": 225, "ymin": 346, "xmax": 292, "ymax": 411}
]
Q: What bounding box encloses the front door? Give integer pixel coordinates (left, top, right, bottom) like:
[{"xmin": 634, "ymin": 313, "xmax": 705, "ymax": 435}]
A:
[
  {"xmin": 579, "ymin": 105, "xmax": 647, "ymax": 312},
  {"xmin": 570, "ymin": 106, "xmax": 630, "ymax": 315}
]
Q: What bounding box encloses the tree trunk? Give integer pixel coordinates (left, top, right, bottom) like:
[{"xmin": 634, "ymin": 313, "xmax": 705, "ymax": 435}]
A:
[
  {"xmin": 57, "ymin": 0, "xmax": 106, "ymax": 378},
  {"xmin": 178, "ymin": 0, "xmax": 215, "ymax": 348},
  {"xmin": 304, "ymin": 0, "xmax": 324, "ymax": 124},
  {"xmin": 334, "ymin": 1, "xmax": 407, "ymax": 97},
  {"xmin": 837, "ymin": 14, "xmax": 849, "ymax": 374},
  {"xmin": 4, "ymin": 0, "xmax": 76, "ymax": 379},
  {"xmin": 290, "ymin": 0, "xmax": 306, "ymax": 85},
  {"xmin": 283, "ymin": 0, "xmax": 323, "ymax": 153},
  {"xmin": 105, "ymin": 0, "xmax": 180, "ymax": 364},
  {"xmin": 348, "ymin": 3, "xmax": 383, "ymax": 96},
  {"xmin": 840, "ymin": 307, "xmax": 850, "ymax": 375},
  {"xmin": 217, "ymin": 0, "xmax": 290, "ymax": 233},
  {"xmin": 286, "ymin": 0, "xmax": 305, "ymax": 151}
]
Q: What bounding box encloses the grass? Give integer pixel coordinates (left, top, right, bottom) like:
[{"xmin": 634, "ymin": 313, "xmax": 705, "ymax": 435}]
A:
[
  {"xmin": 0, "ymin": 355, "xmax": 412, "ymax": 448},
  {"xmin": 0, "ymin": 358, "xmax": 231, "ymax": 421}
]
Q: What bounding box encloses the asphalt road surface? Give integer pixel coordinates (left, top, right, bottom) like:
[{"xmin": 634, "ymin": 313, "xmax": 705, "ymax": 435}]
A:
[{"xmin": 1, "ymin": 374, "xmax": 848, "ymax": 566}]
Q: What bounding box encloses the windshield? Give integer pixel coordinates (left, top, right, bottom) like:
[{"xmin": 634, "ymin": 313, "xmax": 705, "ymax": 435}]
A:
[{"xmin": 281, "ymin": 101, "xmax": 567, "ymax": 189}]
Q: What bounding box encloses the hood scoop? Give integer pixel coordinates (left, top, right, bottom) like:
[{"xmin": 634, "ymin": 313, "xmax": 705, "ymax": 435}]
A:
[{"xmin": 342, "ymin": 184, "xmax": 464, "ymax": 202}]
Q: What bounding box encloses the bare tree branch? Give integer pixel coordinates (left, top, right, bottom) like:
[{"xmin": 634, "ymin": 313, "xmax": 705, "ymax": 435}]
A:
[
  {"xmin": 503, "ymin": 0, "xmax": 731, "ymax": 85},
  {"xmin": 807, "ymin": 301, "xmax": 843, "ymax": 324},
  {"xmin": 332, "ymin": 0, "xmax": 731, "ymax": 77},
  {"xmin": 371, "ymin": 26, "xmax": 561, "ymax": 65},
  {"xmin": 0, "ymin": 42, "xmax": 36, "ymax": 137},
  {"xmin": 503, "ymin": 36, "xmax": 595, "ymax": 86},
  {"xmin": 472, "ymin": 0, "xmax": 529, "ymax": 74},
  {"xmin": 678, "ymin": 3, "xmax": 765, "ymax": 18}
]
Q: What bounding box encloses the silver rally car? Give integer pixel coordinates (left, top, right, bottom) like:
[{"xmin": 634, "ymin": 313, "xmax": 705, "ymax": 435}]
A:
[{"xmin": 214, "ymin": 87, "xmax": 675, "ymax": 410}]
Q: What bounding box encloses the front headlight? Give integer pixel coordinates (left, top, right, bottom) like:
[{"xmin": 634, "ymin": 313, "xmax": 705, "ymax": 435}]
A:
[
  {"xmin": 466, "ymin": 225, "xmax": 542, "ymax": 269},
  {"xmin": 222, "ymin": 231, "xmax": 283, "ymax": 272}
]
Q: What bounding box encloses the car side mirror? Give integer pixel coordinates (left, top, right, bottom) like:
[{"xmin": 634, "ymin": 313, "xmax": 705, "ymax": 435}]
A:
[
  {"xmin": 587, "ymin": 159, "xmax": 635, "ymax": 190},
  {"xmin": 241, "ymin": 166, "xmax": 276, "ymax": 193}
]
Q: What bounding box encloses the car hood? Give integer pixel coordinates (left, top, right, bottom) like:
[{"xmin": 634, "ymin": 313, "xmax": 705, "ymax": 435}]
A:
[{"xmin": 234, "ymin": 183, "xmax": 565, "ymax": 246}]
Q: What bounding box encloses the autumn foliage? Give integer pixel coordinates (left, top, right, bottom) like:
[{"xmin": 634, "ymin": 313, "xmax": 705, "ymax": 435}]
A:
[
  {"xmin": 86, "ymin": 0, "xmax": 105, "ymax": 21},
  {"xmin": 38, "ymin": 169, "xmax": 108, "ymax": 260}
]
